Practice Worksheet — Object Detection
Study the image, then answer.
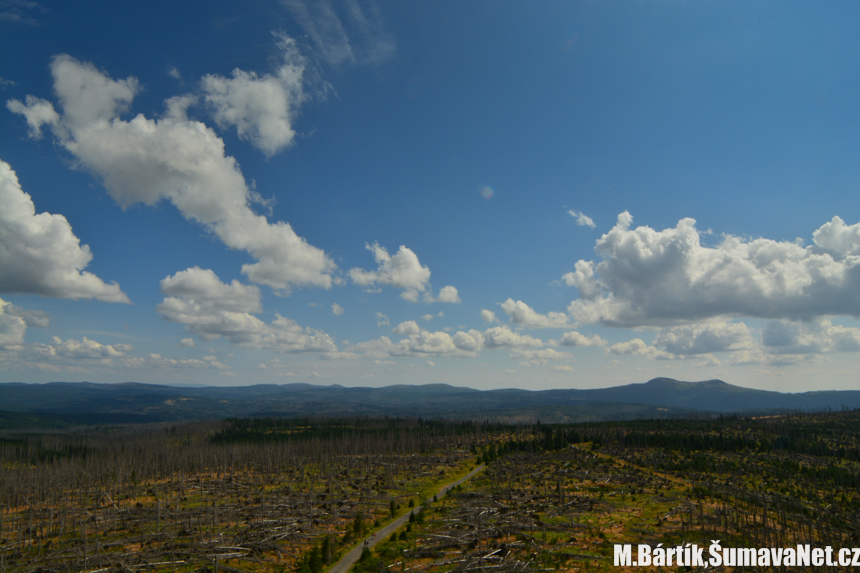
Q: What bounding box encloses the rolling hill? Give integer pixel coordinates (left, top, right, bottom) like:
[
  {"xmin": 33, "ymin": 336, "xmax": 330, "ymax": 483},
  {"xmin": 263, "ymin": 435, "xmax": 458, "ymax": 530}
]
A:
[{"xmin": 1, "ymin": 378, "xmax": 858, "ymax": 428}]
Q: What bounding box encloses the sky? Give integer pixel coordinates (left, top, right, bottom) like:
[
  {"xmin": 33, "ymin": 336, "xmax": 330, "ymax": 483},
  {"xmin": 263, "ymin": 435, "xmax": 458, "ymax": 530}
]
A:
[{"xmin": 1, "ymin": 0, "xmax": 859, "ymax": 392}]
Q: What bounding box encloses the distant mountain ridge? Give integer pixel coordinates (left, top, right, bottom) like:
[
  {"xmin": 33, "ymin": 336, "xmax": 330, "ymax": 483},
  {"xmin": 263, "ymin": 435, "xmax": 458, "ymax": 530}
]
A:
[{"xmin": 2, "ymin": 378, "xmax": 858, "ymax": 427}]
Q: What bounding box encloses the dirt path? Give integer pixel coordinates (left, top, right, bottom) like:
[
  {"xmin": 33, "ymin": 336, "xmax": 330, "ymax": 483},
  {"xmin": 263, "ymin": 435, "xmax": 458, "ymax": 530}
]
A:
[{"xmin": 327, "ymin": 464, "xmax": 486, "ymax": 573}]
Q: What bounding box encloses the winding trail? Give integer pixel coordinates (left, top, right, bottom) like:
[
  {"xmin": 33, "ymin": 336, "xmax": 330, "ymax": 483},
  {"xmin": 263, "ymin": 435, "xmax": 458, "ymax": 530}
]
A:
[{"xmin": 327, "ymin": 464, "xmax": 486, "ymax": 573}]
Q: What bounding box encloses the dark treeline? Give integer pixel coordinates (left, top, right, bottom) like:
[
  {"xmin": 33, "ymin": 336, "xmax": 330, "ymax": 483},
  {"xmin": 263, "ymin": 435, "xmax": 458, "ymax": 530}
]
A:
[
  {"xmin": 483, "ymin": 410, "xmax": 860, "ymax": 461},
  {"xmin": 210, "ymin": 416, "xmax": 498, "ymax": 450}
]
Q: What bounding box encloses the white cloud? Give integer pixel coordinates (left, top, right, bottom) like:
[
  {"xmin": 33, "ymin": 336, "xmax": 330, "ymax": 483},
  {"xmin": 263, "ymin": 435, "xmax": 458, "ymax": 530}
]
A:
[
  {"xmin": 608, "ymin": 338, "xmax": 671, "ymax": 359},
  {"xmin": 0, "ymin": 298, "xmax": 28, "ymax": 352},
  {"xmin": 160, "ymin": 267, "xmax": 262, "ymax": 313},
  {"xmin": 551, "ymin": 365, "xmax": 574, "ymax": 372},
  {"xmin": 421, "ymin": 313, "xmax": 434, "ymax": 321},
  {"xmin": 500, "ymin": 298, "xmax": 570, "ymax": 329},
  {"xmin": 510, "ymin": 347, "xmax": 570, "ymax": 366},
  {"xmin": 561, "ymin": 260, "xmax": 600, "ymax": 298},
  {"xmin": 375, "ymin": 311, "xmax": 389, "ymax": 327},
  {"xmin": 6, "ymin": 95, "xmax": 59, "ymax": 138},
  {"xmin": 1, "ymin": 302, "xmax": 49, "ymax": 327},
  {"xmin": 654, "ymin": 321, "xmax": 754, "ymax": 355},
  {"xmin": 480, "ymin": 309, "xmax": 499, "ymax": 324},
  {"xmin": 568, "ymin": 209, "xmax": 595, "ymax": 229},
  {"xmin": 123, "ymin": 353, "xmax": 229, "ymax": 370},
  {"xmin": 608, "ymin": 322, "xmax": 753, "ymax": 360},
  {"xmin": 283, "ymin": 0, "xmax": 395, "ymax": 66},
  {"xmin": 356, "ymin": 331, "xmax": 457, "ymax": 357},
  {"xmin": 354, "ymin": 325, "xmax": 485, "ymax": 359},
  {"xmin": 354, "ymin": 336, "xmax": 394, "ymax": 359},
  {"xmin": 434, "ymin": 285, "xmax": 461, "ymax": 303},
  {"xmin": 596, "ymin": 316, "xmax": 860, "ymax": 366},
  {"xmin": 158, "ymin": 268, "xmax": 337, "ymax": 353},
  {"xmin": 319, "ymin": 350, "xmax": 359, "ymax": 360},
  {"xmin": 8, "ymin": 53, "xmax": 335, "ymax": 295},
  {"xmin": 179, "ymin": 337, "xmax": 196, "ymax": 348},
  {"xmin": 559, "ymin": 330, "xmax": 606, "ymax": 347},
  {"xmin": 762, "ymin": 319, "xmax": 860, "ymax": 354},
  {"xmin": 331, "ymin": 302, "xmax": 345, "ymax": 315},
  {"xmin": 393, "ymin": 330, "xmax": 458, "ymax": 356},
  {"xmin": 6, "ymin": 330, "xmax": 226, "ymax": 371},
  {"xmin": 566, "ymin": 212, "xmax": 860, "ymax": 327},
  {"xmin": 349, "ymin": 242, "xmax": 431, "ymax": 300},
  {"xmin": 201, "ymin": 34, "xmax": 308, "ymax": 157},
  {"xmin": 0, "ymin": 159, "xmax": 129, "ymax": 302},
  {"xmin": 812, "ymin": 216, "xmax": 860, "ymax": 258},
  {"xmin": 452, "ymin": 329, "xmax": 484, "ymax": 352},
  {"xmin": 482, "ymin": 326, "xmax": 543, "ymax": 348},
  {"xmin": 33, "ymin": 336, "xmax": 134, "ymax": 360},
  {"xmin": 163, "ymin": 94, "xmax": 196, "ymax": 121},
  {"xmin": 393, "ymin": 320, "xmax": 420, "ymax": 335}
]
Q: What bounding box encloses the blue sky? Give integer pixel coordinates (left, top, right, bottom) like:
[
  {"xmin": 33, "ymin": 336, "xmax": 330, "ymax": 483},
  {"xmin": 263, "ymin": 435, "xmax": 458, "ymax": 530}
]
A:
[{"xmin": 1, "ymin": 0, "xmax": 858, "ymax": 392}]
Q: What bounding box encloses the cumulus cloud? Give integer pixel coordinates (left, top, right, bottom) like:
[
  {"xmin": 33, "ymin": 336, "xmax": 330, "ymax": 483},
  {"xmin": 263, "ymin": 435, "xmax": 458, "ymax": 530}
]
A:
[
  {"xmin": 7, "ymin": 53, "xmax": 335, "ymax": 295},
  {"xmin": 608, "ymin": 338, "xmax": 671, "ymax": 359},
  {"xmin": 566, "ymin": 212, "xmax": 860, "ymax": 327},
  {"xmin": 349, "ymin": 242, "xmax": 431, "ymax": 301},
  {"xmin": 283, "ymin": 0, "xmax": 395, "ymax": 66},
  {"xmin": 568, "ymin": 209, "xmax": 595, "ymax": 229},
  {"xmin": 354, "ymin": 332, "xmax": 462, "ymax": 358},
  {"xmin": 2, "ymin": 302, "xmax": 49, "ymax": 327},
  {"xmin": 654, "ymin": 321, "xmax": 754, "ymax": 355},
  {"xmin": 33, "ymin": 336, "xmax": 134, "ymax": 360},
  {"xmin": 600, "ymin": 317, "xmax": 860, "ymax": 365},
  {"xmin": 551, "ymin": 365, "xmax": 574, "ymax": 372},
  {"xmin": 433, "ymin": 285, "xmax": 461, "ymax": 303},
  {"xmin": 319, "ymin": 350, "xmax": 359, "ymax": 360},
  {"xmin": 393, "ymin": 330, "xmax": 460, "ymax": 355},
  {"xmin": 375, "ymin": 311, "xmax": 389, "ymax": 327},
  {"xmin": 1, "ymin": 318, "xmax": 227, "ymax": 370},
  {"xmin": 510, "ymin": 347, "xmax": 570, "ymax": 366},
  {"xmin": 500, "ymin": 298, "xmax": 570, "ymax": 329},
  {"xmin": 179, "ymin": 337, "xmax": 196, "ymax": 348},
  {"xmin": 609, "ymin": 322, "xmax": 753, "ymax": 361},
  {"xmin": 354, "ymin": 324, "xmax": 536, "ymax": 359},
  {"xmin": 201, "ymin": 34, "xmax": 309, "ymax": 157},
  {"xmin": 812, "ymin": 216, "xmax": 860, "ymax": 258},
  {"xmin": 0, "ymin": 298, "xmax": 28, "ymax": 351},
  {"xmin": 482, "ymin": 326, "xmax": 543, "ymax": 348},
  {"xmin": 161, "ymin": 267, "xmax": 262, "ymax": 313},
  {"xmin": 331, "ymin": 302, "xmax": 344, "ymax": 315},
  {"xmin": 6, "ymin": 95, "xmax": 59, "ymax": 138},
  {"xmin": 157, "ymin": 268, "xmax": 337, "ymax": 353},
  {"xmin": 481, "ymin": 309, "xmax": 499, "ymax": 324},
  {"xmin": 762, "ymin": 319, "xmax": 860, "ymax": 355},
  {"xmin": 559, "ymin": 330, "xmax": 606, "ymax": 347},
  {"xmin": 0, "ymin": 159, "xmax": 129, "ymax": 302},
  {"xmin": 393, "ymin": 320, "xmax": 420, "ymax": 335},
  {"xmin": 123, "ymin": 353, "xmax": 229, "ymax": 370}
]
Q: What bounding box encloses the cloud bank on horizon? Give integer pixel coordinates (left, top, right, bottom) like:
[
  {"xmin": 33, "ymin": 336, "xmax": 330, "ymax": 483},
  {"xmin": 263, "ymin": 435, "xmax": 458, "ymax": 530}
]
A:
[{"xmin": 1, "ymin": 1, "xmax": 858, "ymax": 391}]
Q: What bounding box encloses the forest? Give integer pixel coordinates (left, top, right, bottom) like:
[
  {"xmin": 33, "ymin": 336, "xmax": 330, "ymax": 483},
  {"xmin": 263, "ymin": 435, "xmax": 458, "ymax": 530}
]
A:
[{"xmin": 1, "ymin": 411, "xmax": 859, "ymax": 572}]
